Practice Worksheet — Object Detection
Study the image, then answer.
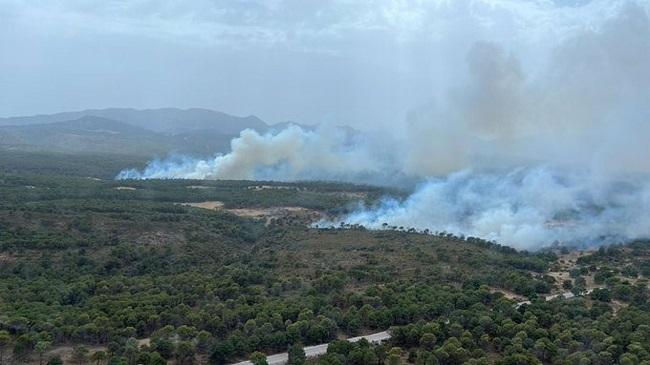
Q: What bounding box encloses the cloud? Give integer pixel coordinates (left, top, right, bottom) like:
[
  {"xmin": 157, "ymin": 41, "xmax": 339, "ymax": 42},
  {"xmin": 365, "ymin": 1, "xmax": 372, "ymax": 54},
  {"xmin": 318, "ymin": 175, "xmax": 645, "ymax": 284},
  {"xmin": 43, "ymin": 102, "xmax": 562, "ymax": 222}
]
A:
[
  {"xmin": 3, "ymin": 0, "xmax": 639, "ymax": 52},
  {"xmin": 2, "ymin": 0, "xmax": 649, "ymax": 153}
]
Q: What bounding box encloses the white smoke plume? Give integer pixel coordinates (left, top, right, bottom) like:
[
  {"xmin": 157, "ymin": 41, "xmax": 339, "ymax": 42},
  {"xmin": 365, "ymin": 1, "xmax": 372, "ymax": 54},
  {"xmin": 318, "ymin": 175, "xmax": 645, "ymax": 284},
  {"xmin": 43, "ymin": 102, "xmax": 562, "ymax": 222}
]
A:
[
  {"xmin": 118, "ymin": 125, "xmax": 407, "ymax": 184},
  {"xmin": 119, "ymin": 1, "xmax": 650, "ymax": 249},
  {"xmin": 338, "ymin": 167, "xmax": 650, "ymax": 250}
]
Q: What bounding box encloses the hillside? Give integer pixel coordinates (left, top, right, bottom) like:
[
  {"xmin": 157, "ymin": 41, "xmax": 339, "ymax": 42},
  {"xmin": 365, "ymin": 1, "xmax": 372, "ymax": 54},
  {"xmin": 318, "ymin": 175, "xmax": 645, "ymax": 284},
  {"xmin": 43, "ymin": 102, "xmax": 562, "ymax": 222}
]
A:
[
  {"xmin": 0, "ymin": 115, "xmax": 235, "ymax": 156},
  {"xmin": 0, "ymin": 173, "xmax": 549, "ymax": 365},
  {"xmin": 1, "ymin": 172, "xmax": 648, "ymax": 365},
  {"xmin": 0, "ymin": 116, "xmax": 169, "ymax": 154},
  {"xmin": 0, "ymin": 148, "xmax": 648, "ymax": 365},
  {"xmin": 0, "ymin": 108, "xmax": 268, "ymax": 134},
  {"xmin": 0, "ymin": 109, "xmax": 324, "ymax": 158}
]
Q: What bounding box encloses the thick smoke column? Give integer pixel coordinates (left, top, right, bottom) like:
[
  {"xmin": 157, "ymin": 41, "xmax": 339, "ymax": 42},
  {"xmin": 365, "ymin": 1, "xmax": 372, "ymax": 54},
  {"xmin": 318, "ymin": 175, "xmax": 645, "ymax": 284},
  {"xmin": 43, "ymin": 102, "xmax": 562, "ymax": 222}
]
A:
[
  {"xmin": 119, "ymin": 1, "xmax": 650, "ymax": 249},
  {"xmin": 339, "ymin": 167, "xmax": 650, "ymax": 250},
  {"xmin": 118, "ymin": 125, "xmax": 406, "ymax": 184}
]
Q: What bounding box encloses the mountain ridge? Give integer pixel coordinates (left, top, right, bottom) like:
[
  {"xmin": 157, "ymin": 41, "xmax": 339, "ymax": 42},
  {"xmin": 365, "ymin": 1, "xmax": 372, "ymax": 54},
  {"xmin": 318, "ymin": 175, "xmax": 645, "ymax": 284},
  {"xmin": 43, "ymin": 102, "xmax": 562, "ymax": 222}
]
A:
[
  {"xmin": 0, "ymin": 107, "xmax": 268, "ymax": 134},
  {"xmin": 0, "ymin": 108, "xmax": 335, "ymax": 157}
]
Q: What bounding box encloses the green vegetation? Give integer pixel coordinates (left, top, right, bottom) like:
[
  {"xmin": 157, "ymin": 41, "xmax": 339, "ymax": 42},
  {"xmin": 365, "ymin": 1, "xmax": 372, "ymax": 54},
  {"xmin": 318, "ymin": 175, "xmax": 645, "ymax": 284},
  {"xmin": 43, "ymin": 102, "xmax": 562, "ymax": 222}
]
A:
[
  {"xmin": 288, "ymin": 343, "xmax": 306, "ymax": 365},
  {"xmin": 0, "ymin": 150, "xmax": 148, "ymax": 179},
  {"xmin": 571, "ymin": 243, "xmax": 650, "ymax": 303},
  {"xmin": 0, "ymin": 171, "xmax": 648, "ymax": 364}
]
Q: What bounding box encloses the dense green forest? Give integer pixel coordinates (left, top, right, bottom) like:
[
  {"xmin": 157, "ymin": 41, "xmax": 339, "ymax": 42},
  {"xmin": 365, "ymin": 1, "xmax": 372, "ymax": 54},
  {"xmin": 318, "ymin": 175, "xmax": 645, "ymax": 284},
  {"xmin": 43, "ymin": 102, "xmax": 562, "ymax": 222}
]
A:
[
  {"xmin": 0, "ymin": 159, "xmax": 648, "ymax": 365},
  {"xmin": 0, "ymin": 150, "xmax": 149, "ymax": 179}
]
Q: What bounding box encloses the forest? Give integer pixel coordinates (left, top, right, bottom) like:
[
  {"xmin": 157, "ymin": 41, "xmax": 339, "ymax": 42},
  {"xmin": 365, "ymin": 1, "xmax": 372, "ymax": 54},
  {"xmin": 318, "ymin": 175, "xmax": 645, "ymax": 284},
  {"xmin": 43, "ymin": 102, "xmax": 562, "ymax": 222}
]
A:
[{"xmin": 0, "ymin": 154, "xmax": 648, "ymax": 365}]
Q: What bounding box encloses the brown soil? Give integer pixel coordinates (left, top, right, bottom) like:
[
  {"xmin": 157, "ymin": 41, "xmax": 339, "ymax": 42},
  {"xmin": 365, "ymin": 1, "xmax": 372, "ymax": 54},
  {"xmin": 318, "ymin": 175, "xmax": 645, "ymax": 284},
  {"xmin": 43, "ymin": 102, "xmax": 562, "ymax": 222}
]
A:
[
  {"xmin": 182, "ymin": 201, "xmax": 322, "ymax": 226},
  {"xmin": 183, "ymin": 201, "xmax": 225, "ymax": 210},
  {"xmin": 138, "ymin": 338, "xmax": 151, "ymax": 347},
  {"xmin": 488, "ymin": 287, "xmax": 526, "ymax": 301},
  {"xmin": 20, "ymin": 338, "xmax": 153, "ymax": 365},
  {"xmin": 548, "ymin": 249, "xmax": 599, "ymax": 293},
  {"xmin": 0, "ymin": 253, "xmax": 16, "ymax": 264},
  {"xmin": 18, "ymin": 344, "xmax": 106, "ymax": 365}
]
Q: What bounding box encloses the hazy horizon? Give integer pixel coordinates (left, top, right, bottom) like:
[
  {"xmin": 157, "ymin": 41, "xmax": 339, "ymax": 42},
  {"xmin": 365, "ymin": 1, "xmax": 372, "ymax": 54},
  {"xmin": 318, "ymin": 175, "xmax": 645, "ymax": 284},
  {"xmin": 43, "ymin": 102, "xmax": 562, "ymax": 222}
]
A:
[{"xmin": 2, "ymin": 0, "xmax": 640, "ymax": 131}]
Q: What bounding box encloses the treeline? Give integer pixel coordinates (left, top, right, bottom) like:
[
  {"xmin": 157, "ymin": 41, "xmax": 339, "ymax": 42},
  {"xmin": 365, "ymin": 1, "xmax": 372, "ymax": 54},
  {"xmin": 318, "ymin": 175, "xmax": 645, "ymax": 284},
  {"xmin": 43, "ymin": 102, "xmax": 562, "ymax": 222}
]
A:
[
  {"xmin": 0, "ymin": 150, "xmax": 148, "ymax": 178},
  {"xmin": 0, "ymin": 172, "xmax": 389, "ymax": 212}
]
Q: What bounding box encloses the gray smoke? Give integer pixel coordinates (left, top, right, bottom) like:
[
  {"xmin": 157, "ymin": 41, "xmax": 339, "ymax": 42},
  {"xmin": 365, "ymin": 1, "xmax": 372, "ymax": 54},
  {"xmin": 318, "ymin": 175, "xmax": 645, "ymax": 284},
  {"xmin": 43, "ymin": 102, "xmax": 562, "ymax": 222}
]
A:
[
  {"xmin": 119, "ymin": 1, "xmax": 650, "ymax": 249},
  {"xmin": 117, "ymin": 125, "xmax": 408, "ymax": 185},
  {"xmin": 338, "ymin": 167, "xmax": 650, "ymax": 250}
]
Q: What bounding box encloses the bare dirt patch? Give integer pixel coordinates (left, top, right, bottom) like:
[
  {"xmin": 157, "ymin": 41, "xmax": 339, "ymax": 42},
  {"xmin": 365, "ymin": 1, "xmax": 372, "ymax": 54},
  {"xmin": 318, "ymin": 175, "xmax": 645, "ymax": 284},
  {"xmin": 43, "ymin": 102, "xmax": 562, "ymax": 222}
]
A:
[
  {"xmin": 547, "ymin": 270, "xmax": 571, "ymax": 286},
  {"xmin": 488, "ymin": 287, "xmax": 526, "ymax": 301},
  {"xmin": 0, "ymin": 253, "xmax": 16, "ymax": 264},
  {"xmin": 228, "ymin": 207, "xmax": 323, "ymax": 225},
  {"xmin": 18, "ymin": 344, "xmax": 106, "ymax": 365},
  {"xmin": 183, "ymin": 201, "xmax": 225, "ymax": 210},
  {"xmin": 138, "ymin": 338, "xmax": 151, "ymax": 347},
  {"xmin": 20, "ymin": 338, "xmax": 150, "ymax": 365},
  {"xmin": 547, "ymin": 249, "xmax": 599, "ymax": 292},
  {"xmin": 181, "ymin": 201, "xmax": 323, "ymax": 225}
]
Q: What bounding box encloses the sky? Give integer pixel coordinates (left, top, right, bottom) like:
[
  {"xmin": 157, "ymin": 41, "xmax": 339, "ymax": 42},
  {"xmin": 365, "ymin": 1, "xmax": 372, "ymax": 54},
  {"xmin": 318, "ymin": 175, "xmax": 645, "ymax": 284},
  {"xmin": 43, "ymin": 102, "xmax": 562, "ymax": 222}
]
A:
[{"xmin": 0, "ymin": 0, "xmax": 644, "ymax": 129}]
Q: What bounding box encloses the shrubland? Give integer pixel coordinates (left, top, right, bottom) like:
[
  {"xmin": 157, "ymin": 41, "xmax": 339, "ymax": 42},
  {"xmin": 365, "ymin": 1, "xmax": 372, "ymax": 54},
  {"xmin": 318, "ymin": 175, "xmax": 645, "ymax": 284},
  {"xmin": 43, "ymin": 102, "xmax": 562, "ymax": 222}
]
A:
[{"xmin": 0, "ymin": 171, "xmax": 647, "ymax": 365}]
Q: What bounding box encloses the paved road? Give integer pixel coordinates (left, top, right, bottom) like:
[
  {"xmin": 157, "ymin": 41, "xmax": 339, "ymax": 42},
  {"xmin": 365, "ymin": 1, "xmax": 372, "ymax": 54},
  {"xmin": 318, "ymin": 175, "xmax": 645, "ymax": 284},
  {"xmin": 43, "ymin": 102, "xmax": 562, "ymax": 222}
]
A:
[
  {"xmin": 515, "ymin": 288, "xmax": 604, "ymax": 308},
  {"xmin": 231, "ymin": 331, "xmax": 391, "ymax": 365},
  {"xmin": 349, "ymin": 331, "xmax": 391, "ymax": 343},
  {"xmin": 235, "ymin": 289, "xmax": 598, "ymax": 365}
]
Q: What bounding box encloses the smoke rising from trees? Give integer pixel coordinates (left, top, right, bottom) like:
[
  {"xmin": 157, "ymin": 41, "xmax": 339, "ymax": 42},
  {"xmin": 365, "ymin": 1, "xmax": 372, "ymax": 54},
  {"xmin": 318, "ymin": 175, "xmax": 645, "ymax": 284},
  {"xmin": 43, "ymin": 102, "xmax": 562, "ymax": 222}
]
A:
[{"xmin": 119, "ymin": 1, "xmax": 650, "ymax": 249}]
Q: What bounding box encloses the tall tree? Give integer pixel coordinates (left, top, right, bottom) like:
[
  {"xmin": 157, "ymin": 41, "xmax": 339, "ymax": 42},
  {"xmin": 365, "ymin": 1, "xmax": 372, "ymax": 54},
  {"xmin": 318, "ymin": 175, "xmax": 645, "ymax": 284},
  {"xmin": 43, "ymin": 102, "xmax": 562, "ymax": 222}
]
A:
[
  {"xmin": 288, "ymin": 343, "xmax": 306, "ymax": 365},
  {"xmin": 71, "ymin": 345, "xmax": 89, "ymax": 365},
  {"xmin": 251, "ymin": 352, "xmax": 268, "ymax": 365},
  {"xmin": 35, "ymin": 341, "xmax": 52, "ymax": 365},
  {"xmin": 90, "ymin": 350, "xmax": 108, "ymax": 365}
]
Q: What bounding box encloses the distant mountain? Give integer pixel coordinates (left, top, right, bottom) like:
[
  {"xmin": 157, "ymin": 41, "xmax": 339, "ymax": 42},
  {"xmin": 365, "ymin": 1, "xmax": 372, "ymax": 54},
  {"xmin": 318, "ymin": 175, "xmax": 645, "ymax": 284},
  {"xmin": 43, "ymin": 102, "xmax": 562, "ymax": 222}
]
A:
[
  {"xmin": 0, "ymin": 115, "xmax": 240, "ymax": 156},
  {"xmin": 0, "ymin": 108, "xmax": 355, "ymax": 157},
  {"xmin": 0, "ymin": 107, "xmax": 268, "ymax": 134},
  {"xmin": 0, "ymin": 116, "xmax": 175, "ymax": 155}
]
